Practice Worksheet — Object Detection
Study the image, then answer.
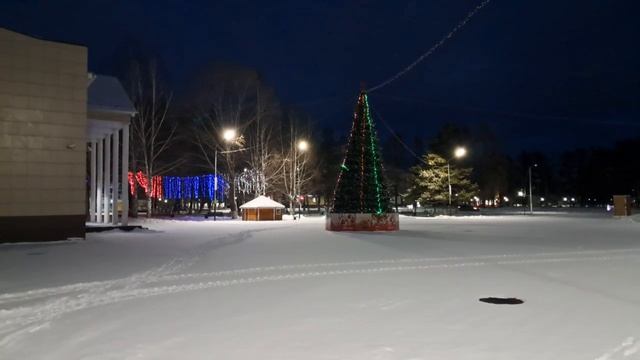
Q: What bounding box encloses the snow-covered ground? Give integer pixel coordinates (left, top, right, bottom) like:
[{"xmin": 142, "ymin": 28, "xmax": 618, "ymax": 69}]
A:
[{"xmin": 1, "ymin": 213, "xmax": 640, "ymax": 359}]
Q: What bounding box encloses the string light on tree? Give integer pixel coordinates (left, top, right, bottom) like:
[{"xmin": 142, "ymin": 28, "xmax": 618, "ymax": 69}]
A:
[
  {"xmin": 236, "ymin": 168, "xmax": 265, "ymax": 195},
  {"xmin": 328, "ymin": 88, "xmax": 398, "ymax": 231}
]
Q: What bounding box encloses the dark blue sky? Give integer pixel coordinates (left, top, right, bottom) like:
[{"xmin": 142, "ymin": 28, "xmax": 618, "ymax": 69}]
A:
[{"xmin": 1, "ymin": 0, "xmax": 639, "ymax": 153}]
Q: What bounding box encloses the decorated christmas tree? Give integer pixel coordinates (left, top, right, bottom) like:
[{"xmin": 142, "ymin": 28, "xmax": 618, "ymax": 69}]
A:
[{"xmin": 327, "ymin": 88, "xmax": 398, "ymax": 231}]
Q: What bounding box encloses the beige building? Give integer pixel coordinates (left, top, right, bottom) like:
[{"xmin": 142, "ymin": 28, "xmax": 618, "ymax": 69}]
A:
[{"xmin": 0, "ymin": 28, "xmax": 134, "ymax": 242}]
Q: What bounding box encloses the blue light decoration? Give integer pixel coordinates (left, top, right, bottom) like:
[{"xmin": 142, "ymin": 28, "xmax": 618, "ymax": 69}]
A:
[{"xmin": 162, "ymin": 174, "xmax": 227, "ymax": 202}]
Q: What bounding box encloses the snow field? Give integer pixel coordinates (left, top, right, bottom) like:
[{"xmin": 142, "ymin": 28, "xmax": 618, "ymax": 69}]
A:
[{"xmin": 1, "ymin": 214, "xmax": 640, "ymax": 359}]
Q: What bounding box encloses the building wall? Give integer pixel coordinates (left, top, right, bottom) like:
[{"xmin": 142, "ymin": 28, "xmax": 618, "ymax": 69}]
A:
[{"xmin": 0, "ymin": 28, "xmax": 87, "ymax": 242}]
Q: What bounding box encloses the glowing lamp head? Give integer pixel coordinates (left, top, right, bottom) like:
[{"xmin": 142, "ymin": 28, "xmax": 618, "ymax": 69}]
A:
[
  {"xmin": 454, "ymin": 146, "xmax": 467, "ymax": 159},
  {"xmin": 222, "ymin": 128, "xmax": 237, "ymax": 142},
  {"xmin": 297, "ymin": 140, "xmax": 309, "ymax": 152}
]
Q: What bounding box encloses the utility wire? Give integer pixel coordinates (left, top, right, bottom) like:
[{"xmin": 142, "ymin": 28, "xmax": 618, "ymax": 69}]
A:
[
  {"xmin": 368, "ymin": 0, "xmax": 492, "ymax": 93},
  {"xmin": 374, "ymin": 93, "xmax": 640, "ymax": 127},
  {"xmin": 294, "ymin": 0, "xmax": 492, "ymax": 113},
  {"xmin": 371, "ymin": 108, "xmax": 427, "ymax": 165}
]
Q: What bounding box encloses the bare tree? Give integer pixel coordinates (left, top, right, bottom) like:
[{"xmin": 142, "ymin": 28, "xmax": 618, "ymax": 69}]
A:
[
  {"xmin": 186, "ymin": 63, "xmax": 318, "ymax": 218},
  {"xmin": 129, "ymin": 60, "xmax": 179, "ymax": 217},
  {"xmin": 245, "ymin": 80, "xmax": 283, "ymax": 197},
  {"xmin": 189, "ymin": 64, "xmax": 259, "ymax": 218},
  {"xmin": 278, "ymin": 112, "xmax": 315, "ymax": 216}
]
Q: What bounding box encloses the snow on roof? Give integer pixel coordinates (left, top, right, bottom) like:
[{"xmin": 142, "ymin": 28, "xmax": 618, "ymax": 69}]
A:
[
  {"xmin": 87, "ymin": 74, "xmax": 136, "ymax": 114},
  {"xmin": 239, "ymin": 196, "xmax": 285, "ymax": 209}
]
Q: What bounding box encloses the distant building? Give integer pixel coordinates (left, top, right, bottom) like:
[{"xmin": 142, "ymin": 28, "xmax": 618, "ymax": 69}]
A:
[{"xmin": 0, "ymin": 28, "xmax": 135, "ymax": 243}]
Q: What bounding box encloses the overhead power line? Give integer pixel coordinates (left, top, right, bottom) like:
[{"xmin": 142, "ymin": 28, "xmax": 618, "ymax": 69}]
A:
[
  {"xmin": 371, "ymin": 108, "xmax": 427, "ymax": 165},
  {"xmin": 373, "ymin": 93, "xmax": 640, "ymax": 127},
  {"xmin": 368, "ymin": 0, "xmax": 492, "ymax": 93}
]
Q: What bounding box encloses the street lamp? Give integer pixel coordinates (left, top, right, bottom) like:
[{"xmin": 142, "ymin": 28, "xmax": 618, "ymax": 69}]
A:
[
  {"xmin": 454, "ymin": 146, "xmax": 467, "ymax": 159},
  {"xmin": 213, "ymin": 128, "xmax": 242, "ymax": 221},
  {"xmin": 518, "ymin": 189, "xmax": 526, "ymax": 214},
  {"xmin": 297, "ymin": 140, "xmax": 309, "ymax": 152},
  {"xmin": 222, "ymin": 128, "xmax": 237, "ymax": 143},
  {"xmin": 294, "ymin": 139, "xmax": 309, "ymax": 220},
  {"xmin": 528, "ymin": 163, "xmax": 538, "ymax": 214},
  {"xmin": 447, "ymin": 146, "xmax": 467, "ymax": 214}
]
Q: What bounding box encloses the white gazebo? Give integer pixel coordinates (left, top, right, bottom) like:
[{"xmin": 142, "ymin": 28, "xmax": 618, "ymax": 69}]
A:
[{"xmin": 240, "ymin": 196, "xmax": 285, "ymax": 221}]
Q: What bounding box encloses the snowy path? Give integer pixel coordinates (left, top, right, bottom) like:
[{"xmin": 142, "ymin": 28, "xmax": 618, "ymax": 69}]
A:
[
  {"xmin": 1, "ymin": 214, "xmax": 640, "ymax": 359},
  {"xmin": 596, "ymin": 337, "xmax": 639, "ymax": 359},
  {"xmin": 1, "ymin": 248, "xmax": 636, "ymax": 342}
]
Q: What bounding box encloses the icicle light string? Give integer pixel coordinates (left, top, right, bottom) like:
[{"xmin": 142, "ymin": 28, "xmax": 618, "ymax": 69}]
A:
[
  {"xmin": 128, "ymin": 172, "xmax": 227, "ymax": 201},
  {"xmin": 367, "ymin": 0, "xmax": 492, "ymax": 93}
]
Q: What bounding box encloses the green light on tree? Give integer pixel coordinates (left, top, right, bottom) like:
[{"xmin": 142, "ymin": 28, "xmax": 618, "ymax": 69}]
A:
[{"xmin": 331, "ymin": 89, "xmax": 391, "ymax": 214}]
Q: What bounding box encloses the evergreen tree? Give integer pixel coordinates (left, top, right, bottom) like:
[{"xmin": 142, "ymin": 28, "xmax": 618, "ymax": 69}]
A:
[
  {"xmin": 407, "ymin": 153, "xmax": 479, "ymax": 206},
  {"xmin": 331, "ymin": 90, "xmax": 391, "ymax": 214}
]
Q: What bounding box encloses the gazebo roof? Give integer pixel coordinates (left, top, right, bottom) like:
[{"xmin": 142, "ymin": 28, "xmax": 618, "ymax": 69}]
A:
[{"xmin": 240, "ymin": 196, "xmax": 285, "ymax": 209}]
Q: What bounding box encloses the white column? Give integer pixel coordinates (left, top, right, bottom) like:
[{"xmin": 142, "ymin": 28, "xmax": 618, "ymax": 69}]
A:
[
  {"xmin": 96, "ymin": 139, "xmax": 103, "ymax": 223},
  {"xmin": 121, "ymin": 124, "xmax": 130, "ymax": 226},
  {"xmin": 112, "ymin": 129, "xmax": 119, "ymax": 225},
  {"xmin": 89, "ymin": 140, "xmax": 97, "ymax": 222},
  {"xmin": 104, "ymin": 134, "xmax": 111, "ymax": 224}
]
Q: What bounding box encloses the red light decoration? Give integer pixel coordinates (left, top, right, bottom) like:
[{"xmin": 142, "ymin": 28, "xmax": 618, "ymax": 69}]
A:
[
  {"xmin": 128, "ymin": 172, "xmax": 136, "ymax": 196},
  {"xmin": 129, "ymin": 171, "xmax": 163, "ymax": 199}
]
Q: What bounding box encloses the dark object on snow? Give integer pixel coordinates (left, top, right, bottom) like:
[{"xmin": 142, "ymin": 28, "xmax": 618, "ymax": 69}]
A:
[
  {"xmin": 86, "ymin": 225, "xmax": 144, "ymax": 233},
  {"xmin": 457, "ymin": 204, "xmax": 479, "ymax": 212},
  {"xmin": 479, "ymin": 297, "xmax": 524, "ymax": 305}
]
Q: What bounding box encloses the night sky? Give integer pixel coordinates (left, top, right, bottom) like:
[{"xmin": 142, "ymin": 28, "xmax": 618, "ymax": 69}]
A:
[{"xmin": 1, "ymin": 0, "xmax": 639, "ymax": 154}]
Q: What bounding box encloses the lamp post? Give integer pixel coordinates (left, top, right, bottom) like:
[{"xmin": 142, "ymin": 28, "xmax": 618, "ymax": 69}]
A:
[
  {"xmin": 213, "ymin": 128, "xmax": 244, "ymax": 221},
  {"xmin": 293, "ymin": 139, "xmax": 309, "ymax": 220},
  {"xmin": 518, "ymin": 190, "xmax": 526, "ymax": 215},
  {"xmin": 447, "ymin": 146, "xmax": 467, "ymax": 214},
  {"xmin": 528, "ymin": 163, "xmax": 538, "ymax": 214}
]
